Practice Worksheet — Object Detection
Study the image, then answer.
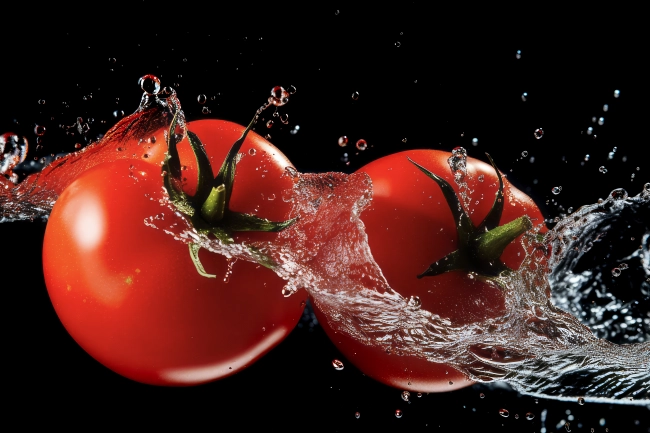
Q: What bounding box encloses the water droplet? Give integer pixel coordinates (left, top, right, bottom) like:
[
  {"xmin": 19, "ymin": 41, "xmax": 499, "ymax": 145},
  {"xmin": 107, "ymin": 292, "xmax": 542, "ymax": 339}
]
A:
[
  {"xmin": 401, "ymin": 391, "xmax": 410, "ymax": 401},
  {"xmin": 402, "ymin": 138, "xmax": 407, "ymax": 143},
  {"xmin": 280, "ymin": 113, "xmax": 289, "ymax": 124},
  {"xmin": 611, "ymin": 268, "xmax": 621, "ymax": 277},
  {"xmin": 614, "ymin": 89, "xmax": 620, "ymax": 98},
  {"xmin": 113, "ymin": 109, "xmax": 124, "ymax": 118},
  {"xmin": 516, "ymin": 50, "xmax": 522, "ymax": 59},
  {"xmin": 138, "ymin": 74, "xmax": 161, "ymax": 95},
  {"xmin": 587, "ymin": 127, "xmax": 594, "ymax": 135},
  {"xmin": 248, "ymin": 148, "xmax": 257, "ymax": 156},
  {"xmin": 584, "ymin": 154, "xmax": 590, "ymax": 161},
  {"xmin": 599, "ymin": 166, "xmax": 608, "ymax": 174},
  {"xmin": 552, "ymin": 186, "xmax": 562, "ymax": 195},
  {"xmin": 472, "ymin": 137, "xmax": 478, "ymax": 146},
  {"xmin": 332, "ymin": 359, "xmax": 344, "ymax": 370},
  {"xmin": 197, "ymin": 94, "xmax": 207, "ymax": 104},
  {"xmin": 534, "ymin": 128, "xmax": 544, "ymax": 139},
  {"xmin": 521, "ymin": 92, "xmax": 528, "ymax": 101},
  {"xmin": 526, "ymin": 412, "xmax": 535, "ymax": 420},
  {"xmin": 354, "ymin": 412, "xmax": 360, "ymax": 419},
  {"xmin": 34, "ymin": 125, "xmax": 46, "ymax": 136},
  {"xmin": 417, "ymin": 393, "xmax": 422, "ymax": 398},
  {"xmin": 38, "ymin": 99, "xmax": 46, "ymax": 105},
  {"xmin": 479, "ymin": 393, "xmax": 485, "ymax": 399},
  {"xmin": 521, "ymin": 151, "xmax": 528, "ymax": 157},
  {"xmin": 356, "ymin": 139, "xmax": 367, "ymax": 151},
  {"xmin": 395, "ymin": 41, "xmax": 401, "ymax": 48},
  {"xmin": 407, "ymin": 296, "xmax": 421, "ymax": 309},
  {"xmin": 288, "ymin": 85, "xmax": 297, "ymax": 94},
  {"xmin": 395, "ymin": 409, "xmax": 403, "ymax": 419},
  {"xmin": 577, "ymin": 397, "xmax": 585, "ymax": 405},
  {"xmin": 448, "ymin": 381, "xmax": 453, "ymax": 386},
  {"xmin": 269, "ymin": 86, "xmax": 289, "ymax": 106},
  {"xmin": 499, "ymin": 408, "xmax": 510, "ymax": 418},
  {"xmin": 0, "ymin": 133, "xmax": 29, "ymax": 175},
  {"xmin": 266, "ymin": 120, "xmax": 274, "ymax": 128},
  {"xmin": 337, "ymin": 136, "xmax": 348, "ymax": 147},
  {"xmin": 201, "ymin": 107, "xmax": 211, "ymax": 114},
  {"xmin": 598, "ymin": 117, "xmax": 605, "ymax": 125},
  {"xmin": 335, "ymin": 9, "xmax": 340, "ymax": 15},
  {"xmin": 478, "ymin": 174, "xmax": 485, "ymax": 182},
  {"xmin": 74, "ymin": 143, "xmax": 82, "ymax": 149},
  {"xmin": 351, "ymin": 91, "xmax": 359, "ymax": 100}
]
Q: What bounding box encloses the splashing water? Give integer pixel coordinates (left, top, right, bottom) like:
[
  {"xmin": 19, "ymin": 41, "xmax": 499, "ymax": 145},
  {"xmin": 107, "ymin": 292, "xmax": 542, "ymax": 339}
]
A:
[{"xmin": 1, "ymin": 82, "xmax": 648, "ymax": 405}]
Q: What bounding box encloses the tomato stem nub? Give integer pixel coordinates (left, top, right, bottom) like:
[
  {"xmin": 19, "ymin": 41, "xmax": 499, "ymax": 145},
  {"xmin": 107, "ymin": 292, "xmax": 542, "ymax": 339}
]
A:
[{"xmin": 409, "ymin": 155, "xmax": 533, "ymax": 280}]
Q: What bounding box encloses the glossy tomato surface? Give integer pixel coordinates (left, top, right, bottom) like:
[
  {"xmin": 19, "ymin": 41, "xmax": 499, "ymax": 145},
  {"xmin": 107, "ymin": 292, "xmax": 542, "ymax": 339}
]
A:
[
  {"xmin": 314, "ymin": 149, "xmax": 547, "ymax": 392},
  {"xmin": 42, "ymin": 120, "xmax": 306, "ymax": 386}
]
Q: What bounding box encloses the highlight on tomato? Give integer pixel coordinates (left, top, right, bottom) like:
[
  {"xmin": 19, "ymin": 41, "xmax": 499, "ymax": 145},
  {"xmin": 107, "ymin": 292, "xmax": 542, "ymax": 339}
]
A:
[
  {"xmin": 313, "ymin": 148, "xmax": 547, "ymax": 392},
  {"xmin": 42, "ymin": 118, "xmax": 307, "ymax": 386}
]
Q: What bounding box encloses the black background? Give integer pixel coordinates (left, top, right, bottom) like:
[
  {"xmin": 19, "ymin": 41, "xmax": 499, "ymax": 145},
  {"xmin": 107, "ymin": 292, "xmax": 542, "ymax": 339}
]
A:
[{"xmin": 3, "ymin": 4, "xmax": 647, "ymax": 431}]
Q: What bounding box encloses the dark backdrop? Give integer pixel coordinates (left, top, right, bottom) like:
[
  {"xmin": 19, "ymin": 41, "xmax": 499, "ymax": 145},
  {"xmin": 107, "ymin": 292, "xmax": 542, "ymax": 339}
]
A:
[{"xmin": 2, "ymin": 4, "xmax": 647, "ymax": 431}]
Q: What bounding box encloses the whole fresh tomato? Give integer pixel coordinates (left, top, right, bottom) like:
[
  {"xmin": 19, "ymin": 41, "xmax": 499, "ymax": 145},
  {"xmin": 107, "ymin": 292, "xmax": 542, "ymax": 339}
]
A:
[
  {"xmin": 42, "ymin": 120, "xmax": 306, "ymax": 386},
  {"xmin": 313, "ymin": 149, "xmax": 546, "ymax": 392}
]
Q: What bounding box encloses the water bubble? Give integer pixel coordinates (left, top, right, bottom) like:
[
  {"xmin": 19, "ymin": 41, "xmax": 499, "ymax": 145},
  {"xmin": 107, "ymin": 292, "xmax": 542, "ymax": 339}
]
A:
[
  {"xmin": 514, "ymin": 414, "xmax": 519, "ymax": 419},
  {"xmin": 38, "ymin": 99, "xmax": 46, "ymax": 105},
  {"xmin": 288, "ymin": 85, "xmax": 297, "ymax": 94},
  {"xmin": 587, "ymin": 127, "xmax": 593, "ymax": 135},
  {"xmin": 401, "ymin": 390, "xmax": 410, "ymax": 401},
  {"xmin": 335, "ymin": 9, "xmax": 340, "ymax": 15},
  {"xmin": 407, "ymin": 295, "xmax": 421, "ymax": 309},
  {"xmin": 417, "ymin": 393, "xmax": 422, "ymax": 398},
  {"xmin": 201, "ymin": 107, "xmax": 211, "ymax": 115},
  {"xmin": 266, "ymin": 120, "xmax": 274, "ymax": 129},
  {"xmin": 552, "ymin": 186, "xmax": 562, "ymax": 195},
  {"xmin": 248, "ymin": 148, "xmax": 257, "ymax": 156},
  {"xmin": 395, "ymin": 41, "xmax": 401, "ymax": 48},
  {"xmin": 352, "ymin": 91, "xmax": 359, "ymax": 100},
  {"xmin": 521, "ymin": 151, "xmax": 528, "ymax": 157},
  {"xmin": 611, "ymin": 267, "xmax": 621, "ymax": 277},
  {"xmin": 526, "ymin": 412, "xmax": 535, "ymax": 420},
  {"xmin": 534, "ymin": 128, "xmax": 544, "ymax": 139},
  {"xmin": 577, "ymin": 397, "xmax": 585, "ymax": 405},
  {"xmin": 479, "ymin": 393, "xmax": 485, "ymax": 398},
  {"xmin": 197, "ymin": 94, "xmax": 207, "ymax": 104},
  {"xmin": 608, "ymin": 188, "xmax": 628, "ymax": 200},
  {"xmin": 521, "ymin": 92, "xmax": 528, "ymax": 101},
  {"xmin": 1, "ymin": 133, "xmax": 29, "ymax": 174},
  {"xmin": 113, "ymin": 110, "xmax": 124, "ymax": 118},
  {"xmin": 402, "ymin": 138, "xmax": 407, "ymax": 143},
  {"xmin": 338, "ymin": 136, "xmax": 348, "ymax": 147},
  {"xmin": 290, "ymin": 125, "xmax": 300, "ymax": 135},
  {"xmin": 356, "ymin": 139, "xmax": 367, "ymax": 151},
  {"xmin": 584, "ymin": 154, "xmax": 590, "ymax": 161},
  {"xmin": 138, "ymin": 75, "xmax": 161, "ymax": 95},
  {"xmin": 599, "ymin": 166, "xmax": 607, "ymax": 174},
  {"xmin": 499, "ymin": 408, "xmax": 510, "ymax": 418},
  {"xmin": 332, "ymin": 359, "xmax": 344, "ymax": 370},
  {"xmin": 516, "ymin": 50, "xmax": 522, "ymax": 59},
  {"xmin": 598, "ymin": 117, "xmax": 605, "ymax": 125},
  {"xmin": 354, "ymin": 412, "xmax": 360, "ymax": 419},
  {"xmin": 395, "ymin": 409, "xmax": 403, "ymax": 418},
  {"xmin": 269, "ymin": 86, "xmax": 289, "ymax": 106},
  {"xmin": 280, "ymin": 113, "xmax": 289, "ymax": 124},
  {"xmin": 478, "ymin": 174, "xmax": 485, "ymax": 182},
  {"xmin": 614, "ymin": 89, "xmax": 620, "ymax": 98},
  {"xmin": 34, "ymin": 125, "xmax": 46, "ymax": 136}
]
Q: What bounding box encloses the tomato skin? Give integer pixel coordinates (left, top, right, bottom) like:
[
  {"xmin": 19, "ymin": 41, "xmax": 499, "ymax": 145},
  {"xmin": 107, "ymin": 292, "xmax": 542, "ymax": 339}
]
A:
[
  {"xmin": 42, "ymin": 121, "xmax": 306, "ymax": 386},
  {"xmin": 313, "ymin": 149, "xmax": 546, "ymax": 392}
]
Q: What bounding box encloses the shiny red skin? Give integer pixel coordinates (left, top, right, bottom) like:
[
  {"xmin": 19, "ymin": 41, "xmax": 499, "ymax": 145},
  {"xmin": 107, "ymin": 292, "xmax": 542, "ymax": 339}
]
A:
[
  {"xmin": 314, "ymin": 150, "xmax": 546, "ymax": 392},
  {"xmin": 43, "ymin": 120, "xmax": 306, "ymax": 386}
]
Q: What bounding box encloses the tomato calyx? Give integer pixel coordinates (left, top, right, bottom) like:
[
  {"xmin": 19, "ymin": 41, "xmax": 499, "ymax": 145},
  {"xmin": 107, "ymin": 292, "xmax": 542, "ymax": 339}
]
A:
[
  {"xmin": 407, "ymin": 155, "xmax": 533, "ymax": 280},
  {"xmin": 162, "ymin": 112, "xmax": 296, "ymax": 277}
]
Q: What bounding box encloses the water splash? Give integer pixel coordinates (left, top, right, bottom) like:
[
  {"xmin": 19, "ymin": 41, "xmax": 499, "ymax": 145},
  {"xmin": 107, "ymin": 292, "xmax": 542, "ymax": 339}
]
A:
[{"xmin": 1, "ymin": 86, "xmax": 648, "ymax": 405}]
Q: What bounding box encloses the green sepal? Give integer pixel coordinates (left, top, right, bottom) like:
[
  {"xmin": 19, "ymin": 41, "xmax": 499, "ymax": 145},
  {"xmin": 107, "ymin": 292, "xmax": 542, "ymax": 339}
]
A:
[
  {"xmin": 188, "ymin": 243, "xmax": 216, "ymax": 278},
  {"xmin": 223, "ymin": 212, "xmax": 298, "ymax": 233}
]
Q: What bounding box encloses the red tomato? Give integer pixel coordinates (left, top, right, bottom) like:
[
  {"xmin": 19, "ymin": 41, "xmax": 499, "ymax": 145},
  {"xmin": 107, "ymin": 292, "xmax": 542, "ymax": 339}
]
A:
[
  {"xmin": 42, "ymin": 120, "xmax": 306, "ymax": 386},
  {"xmin": 313, "ymin": 149, "xmax": 546, "ymax": 392}
]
